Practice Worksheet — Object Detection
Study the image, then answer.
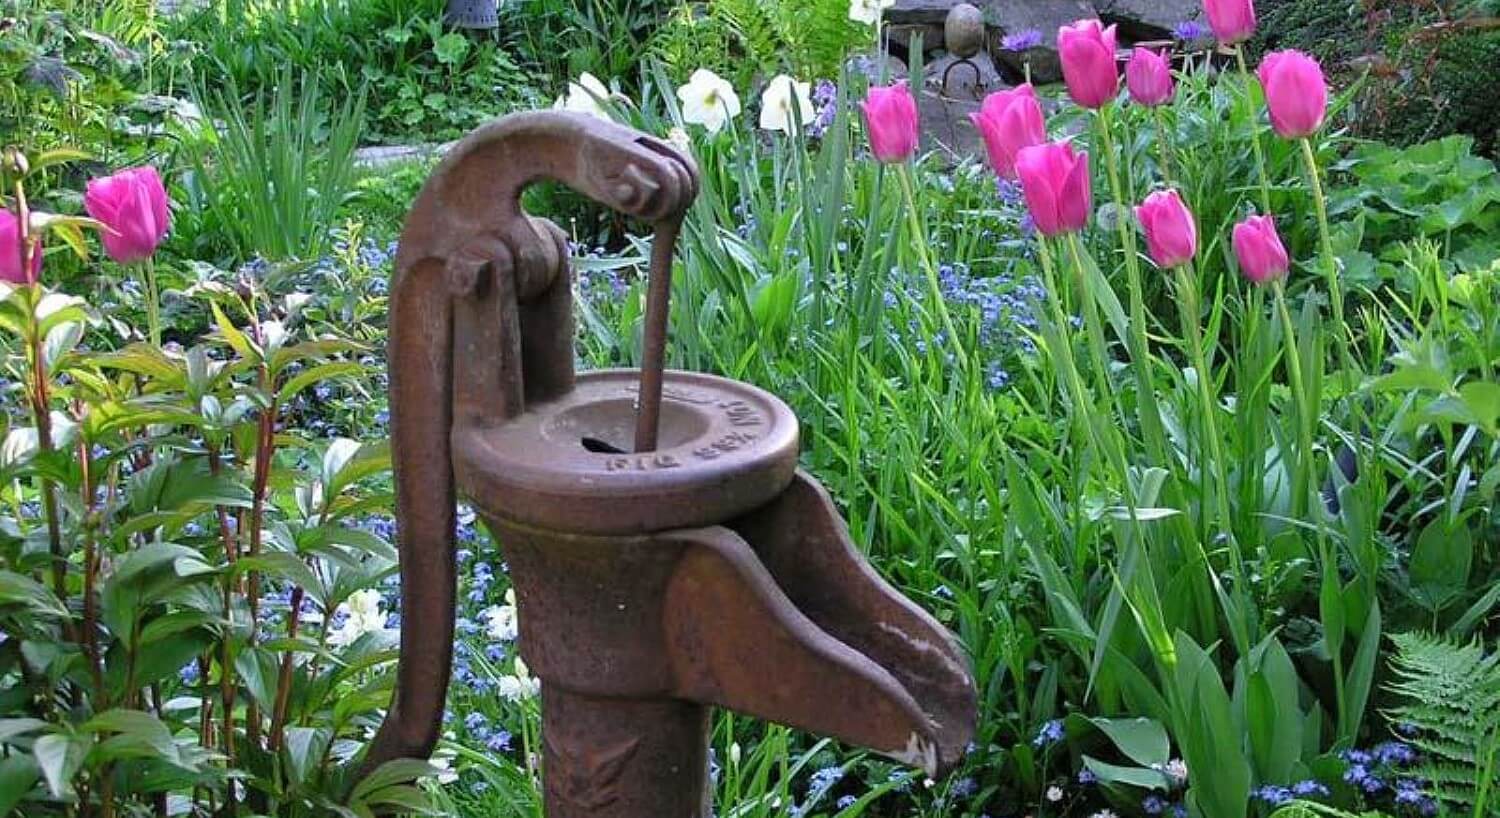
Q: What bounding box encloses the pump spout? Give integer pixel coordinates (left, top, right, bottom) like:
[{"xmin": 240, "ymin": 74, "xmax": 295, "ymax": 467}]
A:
[{"xmin": 659, "ymin": 472, "xmax": 977, "ymax": 777}]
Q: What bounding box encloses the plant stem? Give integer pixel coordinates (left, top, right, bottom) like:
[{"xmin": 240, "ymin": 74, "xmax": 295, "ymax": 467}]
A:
[
  {"xmin": 77, "ymin": 431, "xmax": 105, "ymax": 704},
  {"xmin": 895, "ymin": 163, "xmax": 967, "ymax": 371},
  {"xmin": 1153, "ymin": 105, "xmax": 1175, "ymax": 185},
  {"xmin": 26, "ymin": 302, "xmax": 73, "ymax": 643},
  {"xmin": 268, "ymin": 585, "xmax": 303, "ymax": 752},
  {"xmin": 141, "ymin": 258, "xmax": 162, "ymax": 347},
  {"xmin": 1299, "ymin": 138, "xmax": 1348, "ymax": 347},
  {"xmin": 1095, "ymin": 104, "xmax": 1169, "ymax": 465},
  {"xmin": 1235, "ymin": 46, "xmax": 1274, "ymax": 214},
  {"xmin": 1273, "ymin": 281, "xmax": 1316, "ymax": 520}
]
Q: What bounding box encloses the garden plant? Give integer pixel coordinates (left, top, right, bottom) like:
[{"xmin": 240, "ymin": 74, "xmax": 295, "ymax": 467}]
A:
[{"xmin": 2, "ymin": 0, "xmax": 1500, "ymax": 816}]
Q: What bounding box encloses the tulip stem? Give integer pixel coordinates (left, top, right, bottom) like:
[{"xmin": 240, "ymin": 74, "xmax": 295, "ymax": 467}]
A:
[
  {"xmin": 1298, "ymin": 137, "xmax": 1345, "ymax": 335},
  {"xmin": 895, "ymin": 163, "xmax": 967, "ymax": 370},
  {"xmin": 1153, "ymin": 105, "xmax": 1175, "ymax": 185},
  {"xmin": 1235, "ymin": 46, "xmax": 1274, "ymax": 214},
  {"xmin": 1273, "ymin": 279, "xmax": 1317, "ymax": 522},
  {"xmin": 142, "ymin": 257, "xmax": 162, "ymax": 348},
  {"xmin": 1095, "ymin": 104, "xmax": 1169, "ymax": 464}
]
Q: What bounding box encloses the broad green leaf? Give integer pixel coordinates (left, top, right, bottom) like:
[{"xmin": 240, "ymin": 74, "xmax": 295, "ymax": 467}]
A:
[
  {"xmin": 1090, "ymin": 717, "xmax": 1169, "ymax": 768},
  {"xmin": 0, "ymin": 755, "xmax": 40, "ymax": 814},
  {"xmin": 1409, "ymin": 519, "xmax": 1473, "ymax": 611},
  {"xmin": 0, "ymin": 718, "xmax": 48, "ymax": 744},
  {"xmin": 33, "ymin": 732, "xmax": 85, "ymax": 798},
  {"xmin": 1081, "ymin": 754, "xmax": 1170, "ymax": 791}
]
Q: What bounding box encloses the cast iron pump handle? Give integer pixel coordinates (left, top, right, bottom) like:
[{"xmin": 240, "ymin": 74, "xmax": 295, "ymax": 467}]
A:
[
  {"xmin": 365, "ymin": 112, "xmax": 977, "ymax": 814},
  {"xmin": 368, "ymin": 112, "xmax": 699, "ymax": 771}
]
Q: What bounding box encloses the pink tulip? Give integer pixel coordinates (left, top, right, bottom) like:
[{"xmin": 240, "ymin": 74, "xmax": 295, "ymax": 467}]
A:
[
  {"xmin": 1135, "ymin": 190, "xmax": 1197, "ymax": 269},
  {"xmin": 1126, "ymin": 47, "xmax": 1175, "ymax": 107},
  {"xmin": 1232, "ymin": 214, "xmax": 1290, "ymax": 284},
  {"xmin": 1203, "ymin": 0, "xmax": 1256, "ymax": 44},
  {"xmin": 0, "ymin": 209, "xmax": 40, "ymax": 285},
  {"xmin": 861, "ymin": 82, "xmax": 920, "ymax": 163},
  {"xmin": 1058, "ymin": 20, "xmax": 1119, "ymax": 110},
  {"xmin": 84, "ymin": 166, "xmax": 170, "ymax": 264},
  {"xmin": 969, "ymin": 84, "xmax": 1047, "ymax": 179},
  {"xmin": 1016, "ymin": 141, "xmax": 1092, "ymax": 236},
  {"xmin": 1258, "ymin": 50, "xmax": 1327, "ymax": 139}
]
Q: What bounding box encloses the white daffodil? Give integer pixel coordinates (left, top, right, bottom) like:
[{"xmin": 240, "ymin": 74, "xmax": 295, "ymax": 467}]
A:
[
  {"xmin": 481, "ymin": 589, "xmax": 519, "ymax": 642},
  {"xmin": 328, "ymin": 589, "xmax": 389, "ymax": 647},
  {"xmin": 848, "ymin": 0, "xmax": 894, "ymax": 25},
  {"xmin": 758, "ymin": 74, "xmax": 815, "ymax": 134},
  {"xmin": 676, "ymin": 68, "xmax": 741, "ymax": 134},
  {"xmin": 497, "ymin": 657, "xmax": 540, "ymax": 702},
  {"xmin": 554, "ymin": 72, "xmax": 613, "ymax": 121}
]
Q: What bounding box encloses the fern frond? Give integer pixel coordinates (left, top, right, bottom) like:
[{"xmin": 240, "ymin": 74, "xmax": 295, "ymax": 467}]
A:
[{"xmin": 1385, "ymin": 631, "xmax": 1500, "ymax": 816}]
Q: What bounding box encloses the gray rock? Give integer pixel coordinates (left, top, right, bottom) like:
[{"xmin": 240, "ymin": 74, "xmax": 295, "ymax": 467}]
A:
[
  {"xmin": 927, "ymin": 53, "xmax": 1005, "ymax": 101},
  {"xmin": 916, "ymin": 89, "xmax": 984, "ymax": 164},
  {"xmin": 988, "ymin": 0, "xmax": 1097, "ymax": 85},
  {"xmin": 888, "ymin": 0, "xmax": 962, "ymax": 25},
  {"xmin": 885, "ymin": 23, "xmax": 947, "ymax": 55},
  {"xmin": 1094, "ymin": 0, "xmax": 1203, "ymax": 40}
]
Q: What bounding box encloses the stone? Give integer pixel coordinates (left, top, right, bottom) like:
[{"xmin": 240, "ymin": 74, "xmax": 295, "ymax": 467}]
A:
[
  {"xmin": 888, "ymin": 0, "xmax": 963, "ymax": 25},
  {"xmin": 944, "ymin": 3, "xmax": 988, "ymax": 59},
  {"xmin": 988, "ymin": 0, "xmax": 1097, "ymax": 85},
  {"xmin": 1094, "ymin": 0, "xmax": 1204, "ymax": 40},
  {"xmin": 886, "ymin": 23, "xmax": 947, "ymax": 55},
  {"xmin": 915, "ymin": 88, "xmax": 984, "ymax": 164},
  {"xmin": 847, "ymin": 53, "xmax": 910, "ymax": 84},
  {"xmin": 927, "ymin": 53, "xmax": 1004, "ymax": 101}
]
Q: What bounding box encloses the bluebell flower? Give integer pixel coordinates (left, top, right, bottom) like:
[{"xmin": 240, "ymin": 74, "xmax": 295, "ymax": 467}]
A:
[
  {"xmin": 950, "ymin": 777, "xmax": 977, "ymax": 799},
  {"xmin": 1252, "ymin": 786, "xmax": 1293, "ymax": 806},
  {"xmin": 1375, "ymin": 741, "xmax": 1417, "ymax": 767},
  {"xmin": 179, "ymin": 662, "xmax": 200, "ymax": 685},
  {"xmin": 1143, "ymin": 794, "xmax": 1170, "ymax": 814},
  {"xmin": 485, "ymin": 731, "xmax": 513, "ymax": 752},
  {"xmin": 836, "ymin": 795, "xmax": 857, "ymax": 809},
  {"xmin": 1033, "ymin": 719, "xmax": 1065, "ymax": 747},
  {"xmin": 1291, "ymin": 779, "xmax": 1330, "ymax": 798},
  {"xmin": 1077, "ymin": 768, "xmax": 1097, "ymax": 784}
]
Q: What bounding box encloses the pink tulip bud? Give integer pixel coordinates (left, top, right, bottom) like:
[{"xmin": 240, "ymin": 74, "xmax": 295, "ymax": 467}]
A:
[
  {"xmin": 861, "ymin": 82, "xmax": 920, "ymax": 163},
  {"xmin": 0, "ymin": 209, "xmax": 40, "ymax": 285},
  {"xmin": 1232, "ymin": 214, "xmax": 1290, "ymax": 284},
  {"xmin": 85, "ymin": 166, "xmax": 171, "ymax": 264},
  {"xmin": 969, "ymin": 84, "xmax": 1047, "ymax": 179},
  {"xmin": 1016, "ymin": 141, "xmax": 1093, "ymax": 237},
  {"xmin": 1203, "ymin": 0, "xmax": 1256, "ymax": 44},
  {"xmin": 1058, "ymin": 20, "xmax": 1120, "ymax": 110},
  {"xmin": 1135, "ymin": 190, "xmax": 1197, "ymax": 269},
  {"xmin": 1258, "ymin": 50, "xmax": 1328, "ymax": 139},
  {"xmin": 1126, "ymin": 47, "xmax": 1175, "ymax": 107}
]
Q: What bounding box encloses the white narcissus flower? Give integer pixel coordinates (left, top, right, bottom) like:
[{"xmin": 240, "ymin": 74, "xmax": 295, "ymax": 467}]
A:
[
  {"xmin": 554, "ymin": 73, "xmax": 613, "ymax": 121},
  {"xmin": 848, "ymin": 0, "xmax": 895, "ymax": 25},
  {"xmin": 676, "ymin": 68, "xmax": 741, "ymax": 134},
  {"xmin": 758, "ymin": 74, "xmax": 815, "ymax": 134},
  {"xmin": 497, "ymin": 657, "xmax": 540, "ymax": 702},
  {"xmin": 329, "ymin": 589, "xmax": 389, "ymax": 647},
  {"xmin": 482, "ymin": 589, "xmax": 519, "ymax": 642}
]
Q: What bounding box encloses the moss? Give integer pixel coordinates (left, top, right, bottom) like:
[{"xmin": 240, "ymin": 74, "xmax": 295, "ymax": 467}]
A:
[
  {"xmin": 1371, "ymin": 28, "xmax": 1500, "ymax": 156},
  {"xmin": 1251, "ymin": 0, "xmax": 1500, "ymax": 156}
]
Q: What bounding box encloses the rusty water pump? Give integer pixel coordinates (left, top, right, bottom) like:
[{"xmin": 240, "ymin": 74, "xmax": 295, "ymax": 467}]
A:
[{"xmin": 361, "ymin": 111, "xmax": 977, "ymax": 817}]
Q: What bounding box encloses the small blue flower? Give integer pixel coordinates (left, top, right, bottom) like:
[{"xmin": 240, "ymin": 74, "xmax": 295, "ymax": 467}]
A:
[
  {"xmin": 1077, "ymin": 768, "xmax": 1098, "ymax": 785},
  {"xmin": 1291, "ymin": 779, "xmax": 1330, "ymax": 798},
  {"xmin": 1033, "ymin": 719, "xmax": 1065, "ymax": 747},
  {"xmin": 1143, "ymin": 795, "xmax": 1170, "ymax": 814}
]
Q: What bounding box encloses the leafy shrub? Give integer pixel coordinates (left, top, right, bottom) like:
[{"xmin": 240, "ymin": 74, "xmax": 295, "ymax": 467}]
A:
[{"xmin": 650, "ymin": 0, "xmax": 876, "ymax": 87}]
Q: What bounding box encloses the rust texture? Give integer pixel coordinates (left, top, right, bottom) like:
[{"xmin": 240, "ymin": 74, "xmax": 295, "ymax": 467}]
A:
[{"xmin": 365, "ymin": 110, "xmax": 977, "ymax": 816}]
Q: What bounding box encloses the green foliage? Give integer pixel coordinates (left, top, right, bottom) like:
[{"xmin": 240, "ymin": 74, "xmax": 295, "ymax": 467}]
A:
[
  {"xmin": 1386, "ymin": 632, "xmax": 1500, "ymax": 816},
  {"xmin": 187, "ymin": 68, "xmax": 365, "ymax": 263},
  {"xmin": 651, "ymin": 0, "xmax": 875, "ymax": 86},
  {"xmin": 162, "ymin": 0, "xmax": 540, "ymax": 145}
]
